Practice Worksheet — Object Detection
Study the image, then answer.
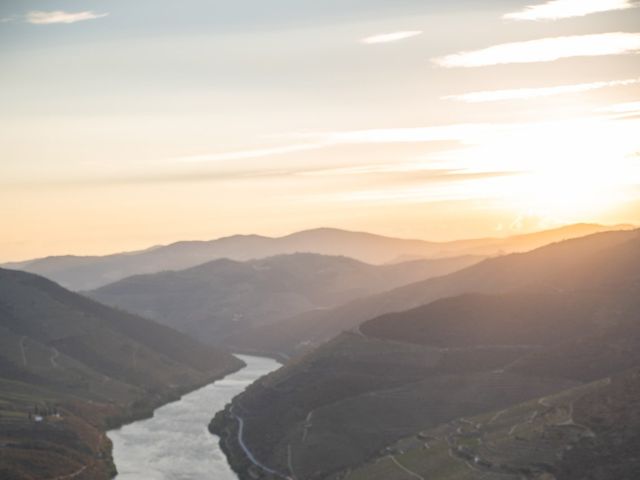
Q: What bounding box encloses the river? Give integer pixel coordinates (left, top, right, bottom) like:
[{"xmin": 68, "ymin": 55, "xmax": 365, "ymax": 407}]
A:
[{"xmin": 107, "ymin": 355, "xmax": 280, "ymax": 480}]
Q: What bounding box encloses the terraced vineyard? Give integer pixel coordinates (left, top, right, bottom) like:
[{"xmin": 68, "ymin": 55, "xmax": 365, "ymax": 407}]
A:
[
  {"xmin": 0, "ymin": 268, "xmax": 242, "ymax": 479},
  {"xmin": 211, "ymin": 332, "xmax": 578, "ymax": 480},
  {"xmin": 213, "ymin": 231, "xmax": 640, "ymax": 480},
  {"xmin": 341, "ymin": 373, "xmax": 637, "ymax": 480}
]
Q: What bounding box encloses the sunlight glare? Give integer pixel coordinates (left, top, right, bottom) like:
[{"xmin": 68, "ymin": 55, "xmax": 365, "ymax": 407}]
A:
[{"xmin": 430, "ymin": 116, "xmax": 640, "ymax": 223}]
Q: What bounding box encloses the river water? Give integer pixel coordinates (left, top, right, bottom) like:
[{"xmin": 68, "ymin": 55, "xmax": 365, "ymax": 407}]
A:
[{"xmin": 107, "ymin": 355, "xmax": 280, "ymax": 480}]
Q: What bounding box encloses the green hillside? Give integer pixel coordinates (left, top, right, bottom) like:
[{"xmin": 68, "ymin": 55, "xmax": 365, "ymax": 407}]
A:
[
  {"xmin": 343, "ymin": 367, "xmax": 640, "ymax": 480},
  {"xmin": 211, "ymin": 230, "xmax": 640, "ymax": 479},
  {"xmin": 0, "ymin": 268, "xmax": 243, "ymax": 480},
  {"xmin": 224, "ymin": 229, "xmax": 639, "ymax": 356},
  {"xmin": 87, "ymin": 253, "xmax": 480, "ymax": 348}
]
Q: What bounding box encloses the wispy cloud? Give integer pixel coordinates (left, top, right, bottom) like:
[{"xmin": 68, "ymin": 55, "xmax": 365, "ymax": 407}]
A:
[
  {"xmin": 597, "ymin": 101, "xmax": 640, "ymax": 114},
  {"xmin": 298, "ymin": 164, "xmax": 516, "ymax": 183},
  {"xmin": 329, "ymin": 173, "xmax": 521, "ymax": 204},
  {"xmin": 297, "ymin": 163, "xmax": 439, "ymax": 177},
  {"xmin": 319, "ymin": 124, "xmax": 496, "ymax": 144},
  {"xmin": 503, "ymin": 0, "xmax": 638, "ymax": 21},
  {"xmin": 360, "ymin": 31, "xmax": 422, "ymax": 44},
  {"xmin": 433, "ymin": 32, "xmax": 640, "ymax": 67},
  {"xmin": 166, "ymin": 126, "xmax": 478, "ymax": 165},
  {"xmin": 168, "ymin": 143, "xmax": 326, "ymax": 164},
  {"xmin": 26, "ymin": 10, "xmax": 108, "ymax": 25},
  {"xmin": 444, "ymin": 78, "xmax": 640, "ymax": 102}
]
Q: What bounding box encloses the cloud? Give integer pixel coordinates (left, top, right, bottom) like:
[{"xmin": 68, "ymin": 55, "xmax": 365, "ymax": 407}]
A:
[
  {"xmin": 26, "ymin": 11, "xmax": 108, "ymax": 25},
  {"xmin": 168, "ymin": 143, "xmax": 325, "ymax": 163},
  {"xmin": 433, "ymin": 32, "xmax": 640, "ymax": 67},
  {"xmin": 443, "ymin": 78, "xmax": 640, "ymax": 102},
  {"xmin": 317, "ymin": 124, "xmax": 497, "ymax": 144},
  {"xmin": 297, "ymin": 163, "xmax": 440, "ymax": 177},
  {"xmin": 298, "ymin": 164, "xmax": 516, "ymax": 183},
  {"xmin": 176, "ymin": 125, "xmax": 492, "ymax": 166},
  {"xmin": 330, "ymin": 174, "xmax": 518, "ymax": 204},
  {"xmin": 361, "ymin": 31, "xmax": 422, "ymax": 44},
  {"xmin": 597, "ymin": 101, "xmax": 640, "ymax": 114},
  {"xmin": 503, "ymin": 0, "xmax": 638, "ymax": 21}
]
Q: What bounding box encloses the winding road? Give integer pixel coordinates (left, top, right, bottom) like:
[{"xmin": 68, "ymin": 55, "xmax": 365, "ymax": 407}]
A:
[
  {"xmin": 233, "ymin": 410, "xmax": 292, "ymax": 479},
  {"xmin": 19, "ymin": 336, "xmax": 27, "ymax": 366},
  {"xmin": 50, "ymin": 347, "xmax": 60, "ymax": 369},
  {"xmin": 390, "ymin": 455, "xmax": 425, "ymax": 480}
]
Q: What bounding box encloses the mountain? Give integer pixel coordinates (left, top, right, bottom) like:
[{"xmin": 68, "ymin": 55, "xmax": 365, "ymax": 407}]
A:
[
  {"xmin": 210, "ymin": 230, "xmax": 640, "ymax": 479},
  {"xmin": 4, "ymin": 224, "xmax": 628, "ymax": 290},
  {"xmin": 226, "ymin": 228, "xmax": 639, "ymax": 355},
  {"xmin": 86, "ymin": 253, "xmax": 481, "ymax": 348},
  {"xmin": 0, "ymin": 267, "xmax": 242, "ymax": 480}
]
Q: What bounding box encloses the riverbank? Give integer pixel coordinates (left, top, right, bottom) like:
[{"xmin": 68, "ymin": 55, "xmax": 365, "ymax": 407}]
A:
[
  {"xmin": 108, "ymin": 355, "xmax": 280, "ymax": 479},
  {"xmin": 210, "ymin": 409, "xmax": 288, "ymax": 480},
  {"xmin": 209, "ymin": 355, "xmax": 289, "ymax": 480},
  {"xmin": 99, "ymin": 358, "xmax": 244, "ymax": 478}
]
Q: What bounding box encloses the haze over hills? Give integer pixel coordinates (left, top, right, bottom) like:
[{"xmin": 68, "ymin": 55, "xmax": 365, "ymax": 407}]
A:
[
  {"xmin": 345, "ymin": 256, "xmax": 640, "ymax": 479},
  {"xmin": 3, "ymin": 223, "xmax": 628, "ymax": 291},
  {"xmin": 86, "ymin": 253, "xmax": 481, "ymax": 347},
  {"xmin": 4, "ymin": 0, "xmax": 640, "ymax": 478},
  {"xmin": 1, "ymin": 228, "xmax": 639, "ymax": 479},
  {"xmin": 228, "ymin": 228, "xmax": 639, "ymax": 355},
  {"xmin": 0, "ymin": 267, "xmax": 242, "ymax": 480},
  {"xmin": 345, "ymin": 367, "xmax": 640, "ymax": 480},
  {"xmin": 211, "ymin": 229, "xmax": 640, "ymax": 479}
]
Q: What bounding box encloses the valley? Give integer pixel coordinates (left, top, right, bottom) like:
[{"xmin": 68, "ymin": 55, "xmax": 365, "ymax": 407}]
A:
[
  {"xmin": 2, "ymin": 227, "xmax": 639, "ymax": 479},
  {"xmin": 4, "ymin": 0, "xmax": 640, "ymax": 477},
  {"xmin": 108, "ymin": 355, "xmax": 280, "ymax": 480},
  {"xmin": 86, "ymin": 253, "xmax": 481, "ymax": 349}
]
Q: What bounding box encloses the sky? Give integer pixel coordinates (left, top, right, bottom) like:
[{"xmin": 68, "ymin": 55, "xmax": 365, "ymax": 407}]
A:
[{"xmin": 1, "ymin": 0, "xmax": 640, "ymax": 261}]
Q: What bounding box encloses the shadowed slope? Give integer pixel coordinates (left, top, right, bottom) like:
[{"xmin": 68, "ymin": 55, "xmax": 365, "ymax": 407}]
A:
[
  {"xmin": 226, "ymin": 229, "xmax": 639, "ymax": 355},
  {"xmin": 87, "ymin": 253, "xmax": 481, "ymax": 346},
  {"xmin": 0, "ymin": 268, "xmax": 242, "ymax": 480},
  {"xmin": 211, "ymin": 230, "xmax": 640, "ymax": 479}
]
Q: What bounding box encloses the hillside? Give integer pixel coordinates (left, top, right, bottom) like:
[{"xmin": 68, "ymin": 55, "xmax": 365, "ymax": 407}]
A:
[
  {"xmin": 87, "ymin": 253, "xmax": 481, "ymax": 347},
  {"xmin": 343, "ymin": 302, "xmax": 640, "ymax": 480},
  {"xmin": 343, "ymin": 367, "xmax": 640, "ymax": 480},
  {"xmin": 361, "ymin": 229, "xmax": 640, "ymax": 346},
  {"xmin": 4, "ymin": 224, "xmax": 626, "ymax": 290},
  {"xmin": 210, "ymin": 330, "xmax": 578, "ymax": 480},
  {"xmin": 210, "ymin": 230, "xmax": 640, "ymax": 479},
  {"xmin": 227, "ymin": 228, "xmax": 639, "ymax": 355},
  {"xmin": 0, "ymin": 268, "xmax": 242, "ymax": 480}
]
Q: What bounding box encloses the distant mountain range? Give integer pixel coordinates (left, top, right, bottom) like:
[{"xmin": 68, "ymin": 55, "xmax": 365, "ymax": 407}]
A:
[
  {"xmin": 228, "ymin": 228, "xmax": 638, "ymax": 355},
  {"xmin": 3, "ymin": 223, "xmax": 629, "ymax": 290},
  {"xmin": 0, "ymin": 267, "xmax": 242, "ymax": 480},
  {"xmin": 86, "ymin": 253, "xmax": 481, "ymax": 347},
  {"xmin": 211, "ymin": 228, "xmax": 640, "ymax": 480}
]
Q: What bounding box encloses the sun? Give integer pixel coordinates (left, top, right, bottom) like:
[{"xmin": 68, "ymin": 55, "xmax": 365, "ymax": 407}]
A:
[{"xmin": 439, "ymin": 115, "xmax": 640, "ymax": 224}]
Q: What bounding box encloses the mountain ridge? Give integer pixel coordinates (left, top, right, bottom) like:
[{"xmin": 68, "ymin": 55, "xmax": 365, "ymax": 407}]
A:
[
  {"xmin": 224, "ymin": 228, "xmax": 640, "ymax": 355},
  {"xmin": 4, "ymin": 223, "xmax": 631, "ymax": 290},
  {"xmin": 86, "ymin": 252, "xmax": 482, "ymax": 347}
]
